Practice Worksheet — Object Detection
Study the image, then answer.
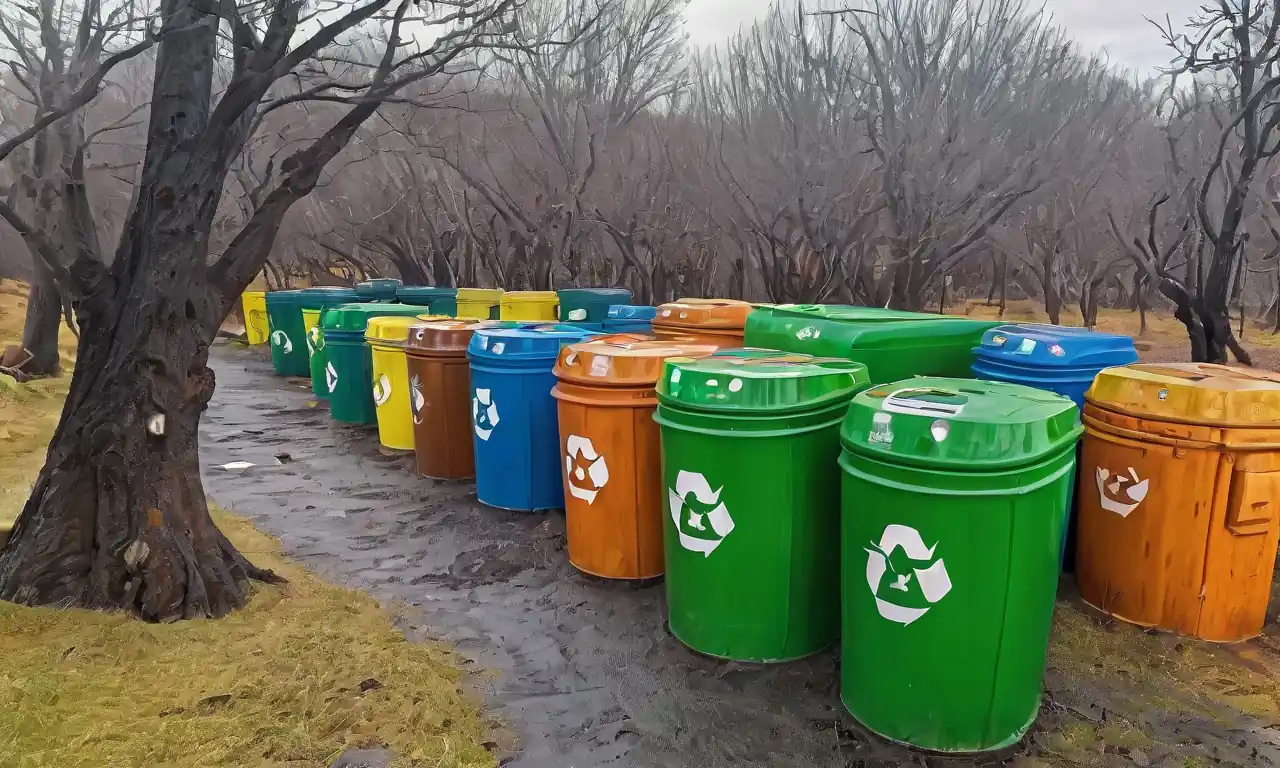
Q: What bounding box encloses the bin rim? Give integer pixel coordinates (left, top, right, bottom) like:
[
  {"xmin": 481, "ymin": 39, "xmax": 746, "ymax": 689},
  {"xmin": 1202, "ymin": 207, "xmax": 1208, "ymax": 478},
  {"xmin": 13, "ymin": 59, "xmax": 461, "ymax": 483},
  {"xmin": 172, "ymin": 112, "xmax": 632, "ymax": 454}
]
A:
[
  {"xmin": 500, "ymin": 290, "xmax": 559, "ymax": 303},
  {"xmin": 838, "ymin": 440, "xmax": 1079, "ymax": 494},
  {"xmin": 553, "ymin": 334, "xmax": 719, "ymax": 387},
  {"xmin": 840, "ymin": 376, "xmax": 1082, "ymax": 470},
  {"xmin": 656, "ymin": 349, "xmax": 869, "ymax": 414},
  {"xmin": 654, "ymin": 395, "xmax": 851, "ymax": 435},
  {"xmin": 1085, "ymin": 362, "xmax": 1280, "ymax": 429}
]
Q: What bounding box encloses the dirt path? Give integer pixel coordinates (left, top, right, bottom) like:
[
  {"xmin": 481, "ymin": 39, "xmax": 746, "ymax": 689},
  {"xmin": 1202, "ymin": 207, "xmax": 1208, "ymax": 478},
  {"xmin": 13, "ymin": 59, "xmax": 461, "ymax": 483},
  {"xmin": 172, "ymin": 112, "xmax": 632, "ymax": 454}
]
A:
[{"xmin": 201, "ymin": 344, "xmax": 1280, "ymax": 768}]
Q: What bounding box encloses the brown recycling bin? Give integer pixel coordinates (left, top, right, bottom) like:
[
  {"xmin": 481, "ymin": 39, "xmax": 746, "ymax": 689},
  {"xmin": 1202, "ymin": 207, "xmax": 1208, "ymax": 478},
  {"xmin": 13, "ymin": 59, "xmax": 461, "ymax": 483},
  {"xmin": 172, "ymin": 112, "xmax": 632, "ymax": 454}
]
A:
[
  {"xmin": 651, "ymin": 298, "xmax": 754, "ymax": 346},
  {"xmin": 1076, "ymin": 363, "xmax": 1280, "ymax": 642},
  {"xmin": 552, "ymin": 334, "xmax": 720, "ymax": 579},
  {"xmin": 404, "ymin": 320, "xmax": 490, "ymax": 479}
]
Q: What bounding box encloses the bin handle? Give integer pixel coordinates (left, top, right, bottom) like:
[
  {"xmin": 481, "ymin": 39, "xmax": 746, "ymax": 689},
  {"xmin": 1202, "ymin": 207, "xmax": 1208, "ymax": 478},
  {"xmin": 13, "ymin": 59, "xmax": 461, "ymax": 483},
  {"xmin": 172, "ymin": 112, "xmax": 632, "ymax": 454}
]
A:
[{"xmin": 882, "ymin": 387, "xmax": 966, "ymax": 418}]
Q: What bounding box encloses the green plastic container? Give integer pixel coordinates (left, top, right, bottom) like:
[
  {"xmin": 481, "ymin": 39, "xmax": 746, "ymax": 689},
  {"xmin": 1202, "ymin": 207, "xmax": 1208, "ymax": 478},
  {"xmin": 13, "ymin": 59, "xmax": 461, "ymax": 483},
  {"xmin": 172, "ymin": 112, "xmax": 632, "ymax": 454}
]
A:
[
  {"xmin": 556, "ymin": 288, "xmax": 632, "ymax": 324},
  {"xmin": 654, "ymin": 348, "xmax": 871, "ymax": 662},
  {"xmin": 743, "ymin": 304, "xmax": 1001, "ymax": 385},
  {"xmin": 355, "ymin": 278, "xmax": 402, "ymax": 302},
  {"xmin": 838, "ymin": 377, "xmax": 1080, "ymax": 752},
  {"xmin": 265, "ymin": 290, "xmax": 309, "ymax": 376},
  {"xmin": 397, "ymin": 286, "xmax": 458, "ymax": 316},
  {"xmin": 321, "ymin": 303, "xmax": 431, "ymax": 424}
]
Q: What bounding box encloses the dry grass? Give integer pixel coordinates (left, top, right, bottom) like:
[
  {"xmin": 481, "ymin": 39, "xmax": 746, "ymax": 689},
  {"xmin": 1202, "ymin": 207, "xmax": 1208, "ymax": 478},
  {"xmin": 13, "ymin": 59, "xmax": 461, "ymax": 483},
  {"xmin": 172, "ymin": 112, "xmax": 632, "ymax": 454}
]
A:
[{"xmin": 0, "ymin": 281, "xmax": 496, "ymax": 768}]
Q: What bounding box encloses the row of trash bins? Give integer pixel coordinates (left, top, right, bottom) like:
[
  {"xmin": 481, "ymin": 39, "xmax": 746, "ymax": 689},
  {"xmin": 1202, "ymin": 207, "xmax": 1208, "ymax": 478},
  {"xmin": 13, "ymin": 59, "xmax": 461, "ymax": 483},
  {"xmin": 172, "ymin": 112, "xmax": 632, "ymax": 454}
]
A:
[{"xmin": 243, "ymin": 283, "xmax": 1280, "ymax": 754}]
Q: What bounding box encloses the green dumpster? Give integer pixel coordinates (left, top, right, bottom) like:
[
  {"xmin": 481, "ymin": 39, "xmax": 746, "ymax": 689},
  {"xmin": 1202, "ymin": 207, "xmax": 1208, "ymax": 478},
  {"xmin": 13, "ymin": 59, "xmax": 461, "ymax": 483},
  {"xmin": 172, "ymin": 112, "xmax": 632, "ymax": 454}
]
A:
[
  {"xmin": 397, "ymin": 285, "xmax": 458, "ymax": 316},
  {"xmin": 838, "ymin": 377, "xmax": 1080, "ymax": 752},
  {"xmin": 743, "ymin": 304, "xmax": 1000, "ymax": 384},
  {"xmin": 654, "ymin": 348, "xmax": 870, "ymax": 662},
  {"xmin": 321, "ymin": 303, "xmax": 431, "ymax": 425},
  {"xmin": 265, "ymin": 290, "xmax": 309, "ymax": 376}
]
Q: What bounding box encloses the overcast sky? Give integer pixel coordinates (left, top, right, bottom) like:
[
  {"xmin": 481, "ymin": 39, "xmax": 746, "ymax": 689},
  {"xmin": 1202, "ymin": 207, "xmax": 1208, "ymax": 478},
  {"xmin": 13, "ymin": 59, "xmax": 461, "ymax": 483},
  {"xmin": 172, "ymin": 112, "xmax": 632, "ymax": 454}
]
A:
[{"xmin": 682, "ymin": 0, "xmax": 1205, "ymax": 73}]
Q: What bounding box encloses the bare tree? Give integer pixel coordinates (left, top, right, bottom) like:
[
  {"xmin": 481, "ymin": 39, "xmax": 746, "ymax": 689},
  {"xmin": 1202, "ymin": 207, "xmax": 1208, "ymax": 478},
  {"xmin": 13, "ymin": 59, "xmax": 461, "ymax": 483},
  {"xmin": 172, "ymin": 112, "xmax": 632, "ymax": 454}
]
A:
[{"xmin": 0, "ymin": 0, "xmax": 523, "ymax": 621}]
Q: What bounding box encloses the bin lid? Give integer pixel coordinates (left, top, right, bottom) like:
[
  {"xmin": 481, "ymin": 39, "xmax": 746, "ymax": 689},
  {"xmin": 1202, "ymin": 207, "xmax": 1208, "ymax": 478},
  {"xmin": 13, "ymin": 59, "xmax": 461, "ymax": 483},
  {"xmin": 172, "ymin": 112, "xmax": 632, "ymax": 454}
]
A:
[
  {"xmin": 366, "ymin": 315, "xmax": 444, "ymax": 346},
  {"xmin": 653, "ymin": 298, "xmax": 754, "ymax": 331},
  {"xmin": 320, "ymin": 302, "xmax": 432, "ymax": 332},
  {"xmin": 468, "ymin": 324, "xmax": 598, "ymax": 362},
  {"xmin": 501, "ymin": 291, "xmax": 559, "ymax": 304},
  {"xmin": 456, "ymin": 288, "xmax": 504, "ymax": 301},
  {"xmin": 265, "ymin": 289, "xmax": 306, "ymax": 305},
  {"xmin": 397, "ymin": 285, "xmax": 457, "ymax": 302},
  {"xmin": 974, "ymin": 324, "xmax": 1138, "ymax": 369},
  {"xmin": 555, "ymin": 334, "xmax": 720, "ymax": 386},
  {"xmin": 557, "ymin": 288, "xmax": 632, "ymax": 303},
  {"xmin": 842, "ymin": 377, "xmax": 1081, "ymax": 469},
  {"xmin": 299, "ymin": 286, "xmax": 359, "ymax": 309},
  {"xmin": 657, "ymin": 347, "xmax": 868, "ymax": 413},
  {"xmin": 607, "ymin": 304, "xmax": 656, "ymax": 321},
  {"xmin": 1086, "ymin": 363, "xmax": 1280, "ymax": 427},
  {"xmin": 405, "ymin": 319, "xmax": 494, "ymax": 355},
  {"xmin": 355, "ymin": 278, "xmax": 402, "ymax": 299},
  {"xmin": 763, "ymin": 304, "xmax": 947, "ymax": 323}
]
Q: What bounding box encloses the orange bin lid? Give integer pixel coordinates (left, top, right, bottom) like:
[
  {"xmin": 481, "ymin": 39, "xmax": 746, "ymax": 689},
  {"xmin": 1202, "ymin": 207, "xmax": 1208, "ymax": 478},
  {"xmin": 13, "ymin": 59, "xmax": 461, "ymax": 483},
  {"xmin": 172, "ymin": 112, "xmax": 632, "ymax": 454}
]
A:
[
  {"xmin": 1087, "ymin": 362, "xmax": 1280, "ymax": 428},
  {"xmin": 652, "ymin": 298, "xmax": 754, "ymax": 331},
  {"xmin": 554, "ymin": 333, "xmax": 720, "ymax": 386},
  {"xmin": 404, "ymin": 319, "xmax": 495, "ymax": 356}
]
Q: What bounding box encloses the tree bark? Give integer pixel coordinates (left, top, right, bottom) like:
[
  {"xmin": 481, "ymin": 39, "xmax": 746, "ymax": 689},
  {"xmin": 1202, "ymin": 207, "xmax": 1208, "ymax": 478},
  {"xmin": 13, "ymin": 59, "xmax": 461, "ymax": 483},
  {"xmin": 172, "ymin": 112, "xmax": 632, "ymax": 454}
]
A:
[
  {"xmin": 0, "ymin": 294, "xmax": 279, "ymax": 619},
  {"xmin": 20, "ymin": 257, "xmax": 64, "ymax": 376}
]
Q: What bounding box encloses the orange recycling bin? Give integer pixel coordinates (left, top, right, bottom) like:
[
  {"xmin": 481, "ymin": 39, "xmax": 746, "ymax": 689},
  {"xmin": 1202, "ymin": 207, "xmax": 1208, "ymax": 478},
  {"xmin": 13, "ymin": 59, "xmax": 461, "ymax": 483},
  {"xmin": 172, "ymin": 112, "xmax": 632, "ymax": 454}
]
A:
[
  {"xmin": 651, "ymin": 298, "xmax": 755, "ymax": 346},
  {"xmin": 403, "ymin": 320, "xmax": 490, "ymax": 480},
  {"xmin": 552, "ymin": 334, "xmax": 720, "ymax": 579},
  {"xmin": 1076, "ymin": 363, "xmax": 1280, "ymax": 642}
]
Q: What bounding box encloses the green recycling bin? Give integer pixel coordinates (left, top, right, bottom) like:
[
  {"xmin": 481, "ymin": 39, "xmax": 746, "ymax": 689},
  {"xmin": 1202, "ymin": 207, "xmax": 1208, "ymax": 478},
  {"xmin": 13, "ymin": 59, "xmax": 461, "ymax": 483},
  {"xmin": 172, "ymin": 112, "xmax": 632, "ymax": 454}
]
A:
[
  {"xmin": 397, "ymin": 285, "xmax": 458, "ymax": 316},
  {"xmin": 265, "ymin": 290, "xmax": 309, "ymax": 376},
  {"xmin": 654, "ymin": 348, "xmax": 871, "ymax": 662},
  {"xmin": 838, "ymin": 378, "xmax": 1080, "ymax": 752},
  {"xmin": 321, "ymin": 303, "xmax": 431, "ymax": 425},
  {"xmin": 743, "ymin": 304, "xmax": 1000, "ymax": 384}
]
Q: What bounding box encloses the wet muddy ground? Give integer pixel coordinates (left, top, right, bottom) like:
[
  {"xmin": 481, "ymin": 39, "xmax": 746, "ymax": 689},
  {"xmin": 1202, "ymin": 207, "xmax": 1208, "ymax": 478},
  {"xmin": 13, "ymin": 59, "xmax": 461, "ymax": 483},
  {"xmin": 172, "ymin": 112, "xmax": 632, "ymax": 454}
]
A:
[{"xmin": 202, "ymin": 343, "xmax": 1280, "ymax": 768}]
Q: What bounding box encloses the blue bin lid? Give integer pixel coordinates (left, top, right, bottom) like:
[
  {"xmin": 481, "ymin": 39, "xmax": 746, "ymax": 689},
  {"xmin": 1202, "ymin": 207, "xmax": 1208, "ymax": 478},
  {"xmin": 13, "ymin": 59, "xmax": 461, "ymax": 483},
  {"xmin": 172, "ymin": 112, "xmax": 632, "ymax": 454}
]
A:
[
  {"xmin": 607, "ymin": 305, "xmax": 656, "ymax": 321},
  {"xmin": 973, "ymin": 323, "xmax": 1138, "ymax": 369},
  {"xmin": 468, "ymin": 324, "xmax": 599, "ymax": 363}
]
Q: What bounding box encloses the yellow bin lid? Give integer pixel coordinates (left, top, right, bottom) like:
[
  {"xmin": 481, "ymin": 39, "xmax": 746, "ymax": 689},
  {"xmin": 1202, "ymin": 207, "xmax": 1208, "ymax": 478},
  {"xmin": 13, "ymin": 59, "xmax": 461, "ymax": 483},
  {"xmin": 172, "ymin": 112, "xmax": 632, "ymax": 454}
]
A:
[
  {"xmin": 502, "ymin": 291, "xmax": 558, "ymax": 304},
  {"xmin": 1087, "ymin": 363, "xmax": 1280, "ymax": 427},
  {"xmin": 457, "ymin": 288, "xmax": 504, "ymax": 302},
  {"xmin": 365, "ymin": 315, "xmax": 445, "ymax": 347}
]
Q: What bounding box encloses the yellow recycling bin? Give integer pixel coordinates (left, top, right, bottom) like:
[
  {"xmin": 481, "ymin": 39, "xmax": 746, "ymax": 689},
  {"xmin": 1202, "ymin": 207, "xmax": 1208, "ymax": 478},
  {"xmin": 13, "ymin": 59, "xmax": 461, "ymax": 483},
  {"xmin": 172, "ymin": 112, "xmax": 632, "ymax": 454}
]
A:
[
  {"xmin": 500, "ymin": 290, "xmax": 559, "ymax": 321},
  {"xmin": 241, "ymin": 291, "xmax": 269, "ymax": 345},
  {"xmin": 365, "ymin": 316, "xmax": 443, "ymax": 451},
  {"xmin": 456, "ymin": 288, "xmax": 504, "ymax": 320},
  {"xmin": 301, "ymin": 309, "xmax": 322, "ymax": 363}
]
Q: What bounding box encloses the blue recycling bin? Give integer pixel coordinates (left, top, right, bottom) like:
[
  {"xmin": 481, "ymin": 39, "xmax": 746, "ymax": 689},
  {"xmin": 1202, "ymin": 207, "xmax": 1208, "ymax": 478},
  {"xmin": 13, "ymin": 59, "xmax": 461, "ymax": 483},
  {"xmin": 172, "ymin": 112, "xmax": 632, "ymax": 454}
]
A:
[
  {"xmin": 467, "ymin": 324, "xmax": 601, "ymax": 511},
  {"xmin": 971, "ymin": 322, "xmax": 1138, "ymax": 571},
  {"xmin": 601, "ymin": 304, "xmax": 656, "ymax": 334},
  {"xmin": 971, "ymin": 324, "xmax": 1138, "ymax": 409}
]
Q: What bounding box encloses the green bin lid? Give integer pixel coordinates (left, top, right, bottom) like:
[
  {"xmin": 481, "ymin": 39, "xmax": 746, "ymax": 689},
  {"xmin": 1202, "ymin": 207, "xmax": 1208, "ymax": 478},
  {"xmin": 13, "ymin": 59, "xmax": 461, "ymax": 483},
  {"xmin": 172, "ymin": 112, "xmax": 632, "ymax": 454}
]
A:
[
  {"xmin": 319, "ymin": 302, "xmax": 432, "ymax": 333},
  {"xmin": 657, "ymin": 347, "xmax": 869, "ymax": 413},
  {"xmin": 841, "ymin": 377, "xmax": 1081, "ymax": 469},
  {"xmin": 763, "ymin": 304, "xmax": 950, "ymax": 322}
]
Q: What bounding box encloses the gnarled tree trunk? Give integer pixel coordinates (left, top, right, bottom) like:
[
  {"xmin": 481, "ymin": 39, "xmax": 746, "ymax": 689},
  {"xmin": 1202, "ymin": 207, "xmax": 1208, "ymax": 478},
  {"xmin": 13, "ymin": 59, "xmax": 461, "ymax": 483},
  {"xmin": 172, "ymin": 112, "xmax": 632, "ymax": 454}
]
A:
[
  {"xmin": 0, "ymin": 284, "xmax": 277, "ymax": 618},
  {"xmin": 20, "ymin": 259, "xmax": 64, "ymax": 376}
]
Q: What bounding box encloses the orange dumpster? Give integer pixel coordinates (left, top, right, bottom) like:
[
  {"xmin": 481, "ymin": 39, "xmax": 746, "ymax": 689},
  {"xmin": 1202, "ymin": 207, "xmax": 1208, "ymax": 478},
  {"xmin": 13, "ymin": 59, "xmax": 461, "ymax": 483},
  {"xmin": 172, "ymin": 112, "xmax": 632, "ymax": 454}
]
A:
[
  {"xmin": 651, "ymin": 298, "xmax": 755, "ymax": 346},
  {"xmin": 1075, "ymin": 363, "xmax": 1280, "ymax": 642},
  {"xmin": 552, "ymin": 334, "xmax": 720, "ymax": 579},
  {"xmin": 404, "ymin": 320, "xmax": 490, "ymax": 479}
]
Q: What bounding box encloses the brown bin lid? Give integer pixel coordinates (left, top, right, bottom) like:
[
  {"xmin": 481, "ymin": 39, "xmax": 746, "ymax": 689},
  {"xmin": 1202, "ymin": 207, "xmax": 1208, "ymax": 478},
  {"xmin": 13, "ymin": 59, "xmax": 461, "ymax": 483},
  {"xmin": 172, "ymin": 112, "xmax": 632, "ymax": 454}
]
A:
[
  {"xmin": 652, "ymin": 298, "xmax": 754, "ymax": 331},
  {"xmin": 554, "ymin": 333, "xmax": 720, "ymax": 386},
  {"xmin": 404, "ymin": 319, "xmax": 495, "ymax": 356},
  {"xmin": 1088, "ymin": 362, "xmax": 1280, "ymax": 427}
]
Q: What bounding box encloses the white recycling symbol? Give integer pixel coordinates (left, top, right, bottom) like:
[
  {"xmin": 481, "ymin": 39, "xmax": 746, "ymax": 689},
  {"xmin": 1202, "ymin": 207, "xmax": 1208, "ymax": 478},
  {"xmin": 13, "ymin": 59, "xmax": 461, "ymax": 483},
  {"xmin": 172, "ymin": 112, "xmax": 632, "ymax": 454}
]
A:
[
  {"xmin": 372, "ymin": 374, "xmax": 392, "ymax": 407},
  {"xmin": 865, "ymin": 524, "xmax": 953, "ymax": 626},
  {"xmin": 306, "ymin": 326, "xmax": 323, "ymax": 358},
  {"xmin": 564, "ymin": 435, "xmax": 609, "ymax": 504},
  {"xmin": 410, "ymin": 375, "xmax": 426, "ymax": 425},
  {"xmin": 325, "ymin": 361, "xmax": 339, "ymax": 393},
  {"xmin": 271, "ymin": 329, "xmax": 293, "ymax": 354},
  {"xmin": 1096, "ymin": 466, "xmax": 1150, "ymax": 518},
  {"xmin": 668, "ymin": 470, "xmax": 735, "ymax": 557},
  {"xmin": 472, "ymin": 387, "xmax": 499, "ymax": 441}
]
